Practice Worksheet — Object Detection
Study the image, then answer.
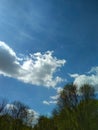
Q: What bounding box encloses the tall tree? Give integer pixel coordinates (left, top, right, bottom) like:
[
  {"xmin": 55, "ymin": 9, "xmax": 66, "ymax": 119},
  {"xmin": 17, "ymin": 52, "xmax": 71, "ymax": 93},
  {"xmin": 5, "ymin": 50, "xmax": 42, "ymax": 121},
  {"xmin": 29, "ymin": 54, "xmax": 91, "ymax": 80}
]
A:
[
  {"xmin": 53, "ymin": 83, "xmax": 98, "ymax": 130},
  {"xmin": 57, "ymin": 83, "xmax": 78, "ymax": 111}
]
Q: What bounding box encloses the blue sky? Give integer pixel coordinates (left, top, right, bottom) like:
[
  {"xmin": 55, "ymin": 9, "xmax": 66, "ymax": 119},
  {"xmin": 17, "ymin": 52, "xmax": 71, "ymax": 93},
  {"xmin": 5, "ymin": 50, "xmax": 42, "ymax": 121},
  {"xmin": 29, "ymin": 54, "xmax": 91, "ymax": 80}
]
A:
[{"xmin": 0, "ymin": 0, "xmax": 98, "ymax": 116}]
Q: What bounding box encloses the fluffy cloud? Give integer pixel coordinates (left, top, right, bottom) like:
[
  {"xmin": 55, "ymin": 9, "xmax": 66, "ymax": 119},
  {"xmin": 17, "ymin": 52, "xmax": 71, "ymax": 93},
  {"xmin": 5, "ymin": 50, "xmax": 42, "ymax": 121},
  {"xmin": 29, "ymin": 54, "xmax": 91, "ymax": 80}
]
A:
[
  {"xmin": 70, "ymin": 67, "xmax": 98, "ymax": 91},
  {"xmin": 0, "ymin": 41, "xmax": 66, "ymax": 87},
  {"xmin": 0, "ymin": 41, "xmax": 22, "ymax": 77}
]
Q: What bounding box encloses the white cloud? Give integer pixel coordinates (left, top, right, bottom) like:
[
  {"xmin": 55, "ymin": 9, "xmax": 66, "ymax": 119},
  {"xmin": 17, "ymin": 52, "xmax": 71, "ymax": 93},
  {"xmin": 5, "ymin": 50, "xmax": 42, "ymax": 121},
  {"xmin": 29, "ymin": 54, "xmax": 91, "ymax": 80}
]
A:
[
  {"xmin": 43, "ymin": 87, "xmax": 63, "ymax": 106},
  {"xmin": 0, "ymin": 41, "xmax": 22, "ymax": 77},
  {"xmin": 49, "ymin": 100, "xmax": 58, "ymax": 104},
  {"xmin": 50, "ymin": 95, "xmax": 59, "ymax": 100},
  {"xmin": 69, "ymin": 73, "xmax": 79, "ymax": 78},
  {"xmin": 70, "ymin": 67, "xmax": 98, "ymax": 91},
  {"xmin": 56, "ymin": 87, "xmax": 63, "ymax": 94},
  {"xmin": 5, "ymin": 103, "xmax": 39, "ymax": 126},
  {"xmin": 0, "ymin": 41, "xmax": 66, "ymax": 87},
  {"xmin": 5, "ymin": 104, "xmax": 17, "ymax": 110},
  {"xmin": 50, "ymin": 87, "xmax": 63, "ymax": 100},
  {"xmin": 27, "ymin": 109, "xmax": 39, "ymax": 125},
  {"xmin": 43, "ymin": 100, "xmax": 57, "ymax": 105},
  {"xmin": 43, "ymin": 100, "xmax": 50, "ymax": 105}
]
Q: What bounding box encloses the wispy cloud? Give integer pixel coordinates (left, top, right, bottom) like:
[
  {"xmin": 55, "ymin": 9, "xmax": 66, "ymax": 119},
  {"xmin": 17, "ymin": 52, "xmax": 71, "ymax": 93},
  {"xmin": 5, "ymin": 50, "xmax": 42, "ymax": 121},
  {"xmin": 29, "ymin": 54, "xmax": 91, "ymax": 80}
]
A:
[
  {"xmin": 43, "ymin": 87, "xmax": 63, "ymax": 105},
  {"xmin": 43, "ymin": 100, "xmax": 57, "ymax": 105},
  {"xmin": 20, "ymin": 31, "xmax": 34, "ymax": 40},
  {"xmin": 50, "ymin": 95, "xmax": 59, "ymax": 100},
  {"xmin": 70, "ymin": 67, "xmax": 98, "ymax": 91},
  {"xmin": 0, "ymin": 41, "xmax": 66, "ymax": 87},
  {"xmin": 43, "ymin": 101, "xmax": 50, "ymax": 105}
]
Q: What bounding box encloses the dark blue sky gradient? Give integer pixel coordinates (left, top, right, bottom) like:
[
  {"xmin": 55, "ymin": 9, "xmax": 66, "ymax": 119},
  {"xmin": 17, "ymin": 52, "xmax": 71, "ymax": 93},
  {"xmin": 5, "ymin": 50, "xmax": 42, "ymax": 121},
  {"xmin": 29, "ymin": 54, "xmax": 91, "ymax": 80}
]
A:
[{"xmin": 0, "ymin": 0, "xmax": 98, "ymax": 115}]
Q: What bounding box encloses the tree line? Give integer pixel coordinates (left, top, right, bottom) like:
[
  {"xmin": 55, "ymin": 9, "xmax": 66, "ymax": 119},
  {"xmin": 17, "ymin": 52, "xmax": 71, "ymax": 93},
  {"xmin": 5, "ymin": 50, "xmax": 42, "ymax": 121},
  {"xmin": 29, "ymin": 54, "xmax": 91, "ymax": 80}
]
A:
[
  {"xmin": 0, "ymin": 84, "xmax": 98, "ymax": 130},
  {"xmin": 0, "ymin": 100, "xmax": 34, "ymax": 130}
]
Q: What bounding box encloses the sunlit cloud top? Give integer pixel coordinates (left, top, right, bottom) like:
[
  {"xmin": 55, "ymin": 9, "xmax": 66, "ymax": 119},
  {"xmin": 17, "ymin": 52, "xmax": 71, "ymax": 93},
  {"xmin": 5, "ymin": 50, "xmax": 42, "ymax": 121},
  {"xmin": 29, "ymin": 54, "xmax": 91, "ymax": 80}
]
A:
[{"xmin": 70, "ymin": 67, "xmax": 98, "ymax": 92}]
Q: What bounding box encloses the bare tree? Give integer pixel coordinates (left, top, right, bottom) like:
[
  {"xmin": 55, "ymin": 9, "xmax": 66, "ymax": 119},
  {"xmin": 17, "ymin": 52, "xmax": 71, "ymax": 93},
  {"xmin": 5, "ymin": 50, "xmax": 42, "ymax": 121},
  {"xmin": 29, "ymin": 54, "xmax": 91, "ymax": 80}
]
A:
[
  {"xmin": 0, "ymin": 98, "xmax": 7, "ymax": 114},
  {"xmin": 8, "ymin": 101, "xmax": 34, "ymax": 126}
]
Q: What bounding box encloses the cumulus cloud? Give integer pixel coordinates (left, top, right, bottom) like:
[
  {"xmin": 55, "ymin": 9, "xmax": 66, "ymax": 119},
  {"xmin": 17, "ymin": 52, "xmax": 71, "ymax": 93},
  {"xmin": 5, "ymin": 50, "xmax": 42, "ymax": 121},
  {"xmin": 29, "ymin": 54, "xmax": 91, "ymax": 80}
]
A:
[
  {"xmin": 0, "ymin": 41, "xmax": 66, "ymax": 87},
  {"xmin": 70, "ymin": 67, "xmax": 98, "ymax": 92},
  {"xmin": 0, "ymin": 41, "xmax": 22, "ymax": 77}
]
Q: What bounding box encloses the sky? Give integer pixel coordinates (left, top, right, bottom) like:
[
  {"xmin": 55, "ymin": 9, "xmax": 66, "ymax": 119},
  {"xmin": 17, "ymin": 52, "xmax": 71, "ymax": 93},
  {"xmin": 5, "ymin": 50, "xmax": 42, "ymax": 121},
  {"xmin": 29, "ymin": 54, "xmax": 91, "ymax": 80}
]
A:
[{"xmin": 0, "ymin": 0, "xmax": 98, "ymax": 116}]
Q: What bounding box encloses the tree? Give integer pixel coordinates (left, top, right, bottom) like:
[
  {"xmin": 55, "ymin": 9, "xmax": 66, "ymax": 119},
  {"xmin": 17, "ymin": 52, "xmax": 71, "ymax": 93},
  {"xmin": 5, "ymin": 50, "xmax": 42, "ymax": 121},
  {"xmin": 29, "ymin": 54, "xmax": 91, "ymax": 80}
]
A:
[
  {"xmin": 57, "ymin": 83, "xmax": 78, "ymax": 111},
  {"xmin": 53, "ymin": 84, "xmax": 79, "ymax": 130},
  {"xmin": 0, "ymin": 98, "xmax": 7, "ymax": 114},
  {"xmin": 0, "ymin": 99, "xmax": 34, "ymax": 130},
  {"xmin": 53, "ymin": 83, "xmax": 98, "ymax": 130},
  {"xmin": 76, "ymin": 84, "xmax": 98, "ymax": 130},
  {"xmin": 79, "ymin": 84, "xmax": 95, "ymax": 101},
  {"xmin": 10, "ymin": 101, "xmax": 29, "ymax": 120},
  {"xmin": 6, "ymin": 101, "xmax": 34, "ymax": 130},
  {"xmin": 34, "ymin": 116, "xmax": 58, "ymax": 130}
]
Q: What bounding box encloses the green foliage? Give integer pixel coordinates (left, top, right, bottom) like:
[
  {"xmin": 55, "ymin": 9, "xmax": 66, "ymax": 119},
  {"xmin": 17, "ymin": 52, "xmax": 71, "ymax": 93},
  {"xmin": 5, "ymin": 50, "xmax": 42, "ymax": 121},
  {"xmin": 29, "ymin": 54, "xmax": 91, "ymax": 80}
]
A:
[
  {"xmin": 0, "ymin": 100, "xmax": 33, "ymax": 130},
  {"xmin": 33, "ymin": 116, "xmax": 57, "ymax": 130},
  {"xmin": 57, "ymin": 83, "xmax": 78, "ymax": 110},
  {"xmin": 0, "ymin": 84, "xmax": 98, "ymax": 130},
  {"xmin": 52, "ymin": 84, "xmax": 98, "ymax": 130},
  {"xmin": 76, "ymin": 99, "xmax": 98, "ymax": 130},
  {"xmin": 80, "ymin": 84, "xmax": 95, "ymax": 101}
]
